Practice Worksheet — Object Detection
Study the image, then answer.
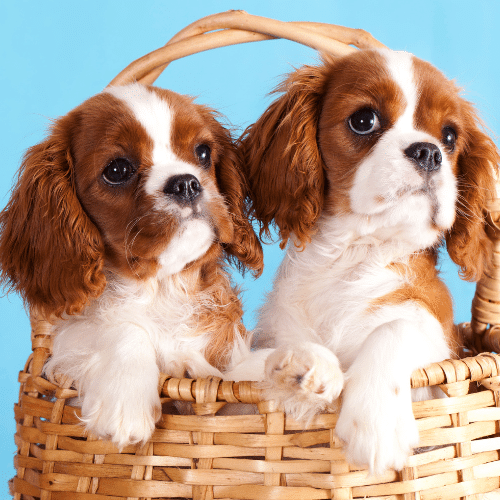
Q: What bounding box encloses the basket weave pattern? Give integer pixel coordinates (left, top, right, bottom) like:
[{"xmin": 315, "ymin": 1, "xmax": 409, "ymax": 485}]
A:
[
  {"xmin": 10, "ymin": 344, "xmax": 500, "ymax": 499},
  {"xmin": 9, "ymin": 12, "xmax": 500, "ymax": 500}
]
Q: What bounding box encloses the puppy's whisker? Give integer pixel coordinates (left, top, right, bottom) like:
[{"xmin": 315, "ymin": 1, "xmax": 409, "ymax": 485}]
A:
[
  {"xmin": 455, "ymin": 196, "xmax": 485, "ymax": 223},
  {"xmin": 123, "ymin": 217, "xmax": 148, "ymax": 277}
]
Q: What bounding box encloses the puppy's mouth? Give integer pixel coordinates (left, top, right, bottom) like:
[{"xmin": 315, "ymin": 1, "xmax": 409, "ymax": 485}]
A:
[
  {"xmin": 175, "ymin": 203, "xmax": 233, "ymax": 245},
  {"xmin": 394, "ymin": 182, "xmax": 441, "ymax": 227},
  {"xmin": 395, "ymin": 183, "xmax": 432, "ymax": 199},
  {"xmin": 176, "ymin": 201, "xmax": 205, "ymax": 219}
]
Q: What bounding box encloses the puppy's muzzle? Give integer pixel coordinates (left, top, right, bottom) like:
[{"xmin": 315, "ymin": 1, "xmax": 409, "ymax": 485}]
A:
[
  {"xmin": 163, "ymin": 174, "xmax": 203, "ymax": 205},
  {"xmin": 404, "ymin": 142, "xmax": 442, "ymax": 173}
]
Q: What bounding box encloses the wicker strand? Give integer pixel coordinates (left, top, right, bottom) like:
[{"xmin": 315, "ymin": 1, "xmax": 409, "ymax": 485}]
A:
[
  {"xmin": 40, "ymin": 374, "xmax": 74, "ymax": 500},
  {"xmin": 192, "ymin": 378, "xmax": 223, "ymax": 500},
  {"xmin": 12, "ymin": 354, "xmax": 38, "ymax": 500}
]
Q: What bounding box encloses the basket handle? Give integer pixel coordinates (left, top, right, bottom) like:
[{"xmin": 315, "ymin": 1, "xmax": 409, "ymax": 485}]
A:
[
  {"xmin": 108, "ymin": 10, "xmax": 386, "ymax": 86},
  {"xmin": 165, "ymin": 10, "xmax": 385, "ymax": 48},
  {"xmin": 464, "ymin": 198, "xmax": 500, "ymax": 353}
]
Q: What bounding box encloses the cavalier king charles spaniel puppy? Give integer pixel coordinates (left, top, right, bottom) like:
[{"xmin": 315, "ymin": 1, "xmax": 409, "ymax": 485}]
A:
[
  {"xmin": 241, "ymin": 49, "xmax": 499, "ymax": 474},
  {"xmin": 0, "ymin": 83, "xmax": 263, "ymax": 448}
]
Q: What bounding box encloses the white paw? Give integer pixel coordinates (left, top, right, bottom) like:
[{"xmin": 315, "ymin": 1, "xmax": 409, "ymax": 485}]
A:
[
  {"xmin": 335, "ymin": 380, "xmax": 419, "ymax": 475},
  {"xmin": 264, "ymin": 343, "xmax": 344, "ymax": 421},
  {"xmin": 80, "ymin": 380, "xmax": 161, "ymax": 449}
]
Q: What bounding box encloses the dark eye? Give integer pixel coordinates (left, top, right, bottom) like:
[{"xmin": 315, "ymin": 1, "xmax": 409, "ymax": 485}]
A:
[
  {"xmin": 195, "ymin": 144, "xmax": 211, "ymax": 168},
  {"xmin": 348, "ymin": 108, "xmax": 381, "ymax": 135},
  {"xmin": 102, "ymin": 158, "xmax": 135, "ymax": 185},
  {"xmin": 442, "ymin": 126, "xmax": 457, "ymax": 152}
]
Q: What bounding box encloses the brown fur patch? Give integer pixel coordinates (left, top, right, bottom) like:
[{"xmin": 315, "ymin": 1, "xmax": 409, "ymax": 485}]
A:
[
  {"xmin": 371, "ymin": 251, "xmax": 461, "ymax": 357},
  {"xmin": 179, "ymin": 257, "xmax": 248, "ymax": 371}
]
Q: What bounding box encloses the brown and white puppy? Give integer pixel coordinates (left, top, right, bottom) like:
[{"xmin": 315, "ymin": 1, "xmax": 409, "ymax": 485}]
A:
[
  {"xmin": 0, "ymin": 83, "xmax": 263, "ymax": 448},
  {"xmin": 241, "ymin": 49, "xmax": 499, "ymax": 473}
]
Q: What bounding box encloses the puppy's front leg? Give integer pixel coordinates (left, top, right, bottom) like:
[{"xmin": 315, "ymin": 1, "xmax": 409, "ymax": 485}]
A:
[
  {"xmin": 75, "ymin": 326, "xmax": 161, "ymax": 449},
  {"xmin": 335, "ymin": 309, "xmax": 450, "ymax": 475}
]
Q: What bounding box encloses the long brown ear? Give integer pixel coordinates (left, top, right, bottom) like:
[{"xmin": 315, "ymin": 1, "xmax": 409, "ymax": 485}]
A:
[
  {"xmin": 240, "ymin": 64, "xmax": 330, "ymax": 249},
  {"xmin": 0, "ymin": 119, "xmax": 106, "ymax": 317},
  {"xmin": 446, "ymin": 102, "xmax": 500, "ymax": 281},
  {"xmin": 209, "ymin": 115, "xmax": 264, "ymax": 277}
]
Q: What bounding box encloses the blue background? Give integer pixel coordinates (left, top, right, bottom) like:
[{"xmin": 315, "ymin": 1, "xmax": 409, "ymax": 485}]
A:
[{"xmin": 0, "ymin": 0, "xmax": 498, "ymax": 492}]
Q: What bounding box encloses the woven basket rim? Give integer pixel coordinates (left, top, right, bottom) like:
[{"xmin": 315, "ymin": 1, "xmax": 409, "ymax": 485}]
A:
[
  {"xmin": 22, "ymin": 339, "xmax": 500, "ymax": 404},
  {"xmin": 163, "ymin": 350, "xmax": 500, "ymax": 403}
]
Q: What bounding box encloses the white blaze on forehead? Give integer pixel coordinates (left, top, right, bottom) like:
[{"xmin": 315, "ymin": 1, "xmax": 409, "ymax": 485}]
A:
[
  {"xmin": 105, "ymin": 83, "xmax": 200, "ymax": 195},
  {"xmin": 381, "ymin": 50, "xmax": 418, "ymax": 132},
  {"xmin": 106, "ymin": 83, "xmax": 174, "ymax": 156}
]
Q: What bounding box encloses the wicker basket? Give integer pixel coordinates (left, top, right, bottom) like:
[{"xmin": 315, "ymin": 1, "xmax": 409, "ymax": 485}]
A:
[{"xmin": 10, "ymin": 11, "xmax": 500, "ymax": 500}]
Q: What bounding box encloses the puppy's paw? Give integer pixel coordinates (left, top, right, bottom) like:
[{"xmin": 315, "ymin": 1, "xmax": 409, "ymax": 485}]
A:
[
  {"xmin": 335, "ymin": 381, "xmax": 419, "ymax": 475},
  {"xmin": 81, "ymin": 381, "xmax": 161, "ymax": 449},
  {"xmin": 264, "ymin": 343, "xmax": 344, "ymax": 421}
]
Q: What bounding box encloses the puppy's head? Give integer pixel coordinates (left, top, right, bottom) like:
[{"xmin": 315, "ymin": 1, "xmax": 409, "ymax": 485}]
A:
[
  {"xmin": 242, "ymin": 49, "xmax": 498, "ymax": 279},
  {"xmin": 0, "ymin": 83, "xmax": 263, "ymax": 317}
]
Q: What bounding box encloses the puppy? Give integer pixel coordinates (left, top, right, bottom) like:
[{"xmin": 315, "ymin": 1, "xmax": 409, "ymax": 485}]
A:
[
  {"xmin": 0, "ymin": 83, "xmax": 263, "ymax": 448},
  {"xmin": 241, "ymin": 49, "xmax": 499, "ymax": 474}
]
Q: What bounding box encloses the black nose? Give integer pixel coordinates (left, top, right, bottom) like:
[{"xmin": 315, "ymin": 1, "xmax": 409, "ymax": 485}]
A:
[
  {"xmin": 404, "ymin": 142, "xmax": 442, "ymax": 172},
  {"xmin": 163, "ymin": 174, "xmax": 202, "ymax": 203}
]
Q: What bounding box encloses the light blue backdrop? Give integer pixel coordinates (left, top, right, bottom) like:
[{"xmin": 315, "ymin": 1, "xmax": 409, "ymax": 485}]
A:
[{"xmin": 0, "ymin": 0, "xmax": 498, "ymax": 492}]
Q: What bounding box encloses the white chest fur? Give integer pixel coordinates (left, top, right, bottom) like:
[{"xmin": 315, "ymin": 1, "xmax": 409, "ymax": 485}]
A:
[
  {"xmin": 42, "ymin": 272, "xmax": 225, "ymax": 449},
  {"xmin": 257, "ymin": 216, "xmax": 431, "ymax": 367},
  {"xmin": 258, "ymin": 216, "xmax": 452, "ymax": 474}
]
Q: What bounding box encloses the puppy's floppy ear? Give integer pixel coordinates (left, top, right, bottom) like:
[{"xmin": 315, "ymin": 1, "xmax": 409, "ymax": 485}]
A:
[
  {"xmin": 240, "ymin": 64, "xmax": 329, "ymax": 249},
  {"xmin": 207, "ymin": 113, "xmax": 264, "ymax": 277},
  {"xmin": 446, "ymin": 101, "xmax": 500, "ymax": 281},
  {"xmin": 0, "ymin": 116, "xmax": 106, "ymax": 317}
]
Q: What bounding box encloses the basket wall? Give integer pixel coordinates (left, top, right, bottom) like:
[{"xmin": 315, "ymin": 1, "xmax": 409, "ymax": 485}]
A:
[{"xmin": 10, "ymin": 332, "xmax": 500, "ymax": 499}]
